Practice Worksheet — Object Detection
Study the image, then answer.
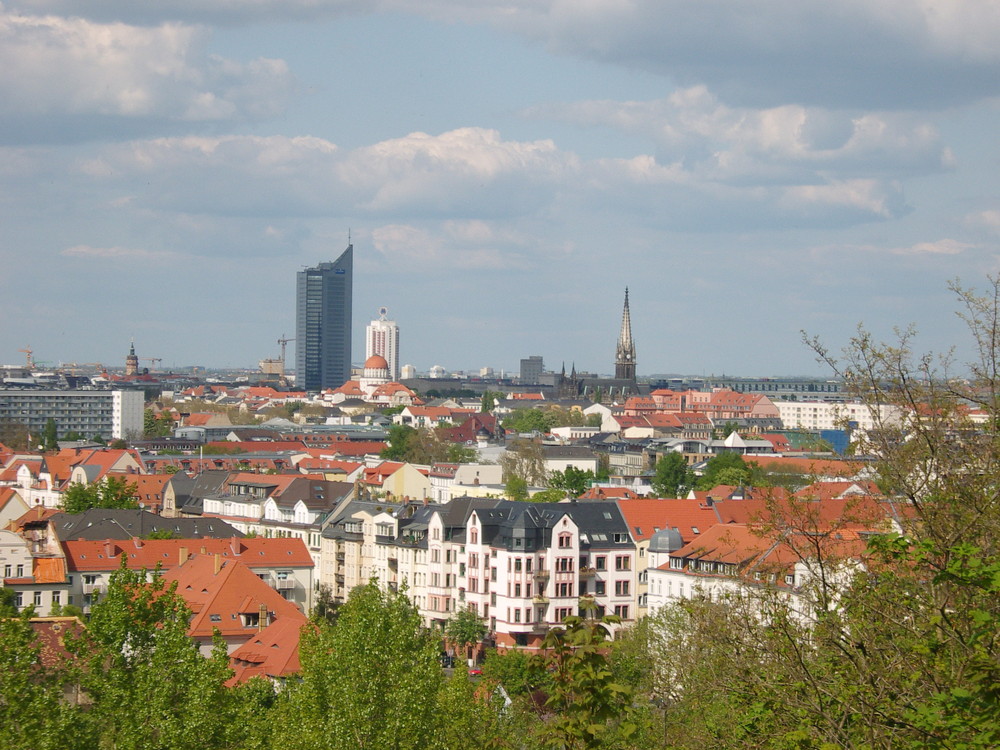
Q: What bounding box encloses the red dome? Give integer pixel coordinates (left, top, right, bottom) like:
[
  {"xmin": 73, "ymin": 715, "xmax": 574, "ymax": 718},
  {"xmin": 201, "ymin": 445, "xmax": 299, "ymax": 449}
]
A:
[{"xmin": 364, "ymin": 354, "xmax": 389, "ymax": 370}]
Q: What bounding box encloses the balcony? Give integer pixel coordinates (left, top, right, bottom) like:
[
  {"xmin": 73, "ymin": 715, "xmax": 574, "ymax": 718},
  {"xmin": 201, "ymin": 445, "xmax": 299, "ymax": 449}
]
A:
[
  {"xmin": 532, "ymin": 594, "xmax": 549, "ymax": 604},
  {"xmin": 273, "ymin": 577, "xmax": 294, "ymax": 591},
  {"xmin": 579, "ymin": 566, "xmax": 597, "ymax": 579},
  {"xmin": 82, "ymin": 582, "xmax": 104, "ymax": 596},
  {"xmin": 533, "ymin": 569, "xmax": 550, "ymax": 582}
]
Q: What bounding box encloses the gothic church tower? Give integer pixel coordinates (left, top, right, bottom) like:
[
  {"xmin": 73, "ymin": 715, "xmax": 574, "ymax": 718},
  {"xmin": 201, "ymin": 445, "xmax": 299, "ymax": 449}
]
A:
[{"xmin": 614, "ymin": 288, "xmax": 637, "ymax": 381}]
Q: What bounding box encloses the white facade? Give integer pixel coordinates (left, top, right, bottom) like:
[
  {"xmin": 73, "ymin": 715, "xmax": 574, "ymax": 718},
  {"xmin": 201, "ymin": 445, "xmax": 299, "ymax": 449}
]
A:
[
  {"xmin": 775, "ymin": 400, "xmax": 903, "ymax": 436},
  {"xmin": 365, "ymin": 307, "xmax": 400, "ymax": 381}
]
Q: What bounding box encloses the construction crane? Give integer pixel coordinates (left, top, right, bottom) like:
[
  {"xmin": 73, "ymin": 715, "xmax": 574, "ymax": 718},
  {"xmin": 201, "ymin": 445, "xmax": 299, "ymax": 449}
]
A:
[
  {"xmin": 18, "ymin": 347, "xmax": 34, "ymax": 369},
  {"xmin": 277, "ymin": 335, "xmax": 295, "ymax": 367},
  {"xmin": 141, "ymin": 357, "xmax": 163, "ymax": 370}
]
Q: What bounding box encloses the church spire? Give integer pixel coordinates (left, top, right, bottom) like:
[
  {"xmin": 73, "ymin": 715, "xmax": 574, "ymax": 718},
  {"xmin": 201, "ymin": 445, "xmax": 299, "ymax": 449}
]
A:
[{"xmin": 615, "ymin": 288, "xmax": 636, "ymax": 381}]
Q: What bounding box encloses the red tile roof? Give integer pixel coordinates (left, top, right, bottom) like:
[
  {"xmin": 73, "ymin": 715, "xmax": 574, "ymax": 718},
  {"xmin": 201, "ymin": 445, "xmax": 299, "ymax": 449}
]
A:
[
  {"xmin": 64, "ymin": 537, "xmax": 313, "ymax": 573},
  {"xmin": 226, "ymin": 614, "xmax": 310, "ymax": 686},
  {"xmin": 162, "ymin": 555, "xmax": 306, "ymax": 642},
  {"xmin": 616, "ymin": 498, "xmax": 721, "ymax": 543}
]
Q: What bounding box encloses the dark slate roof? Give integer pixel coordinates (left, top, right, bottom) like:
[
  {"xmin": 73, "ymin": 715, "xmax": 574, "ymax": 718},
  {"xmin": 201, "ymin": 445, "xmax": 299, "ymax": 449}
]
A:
[{"xmin": 53, "ymin": 509, "xmax": 242, "ymax": 541}]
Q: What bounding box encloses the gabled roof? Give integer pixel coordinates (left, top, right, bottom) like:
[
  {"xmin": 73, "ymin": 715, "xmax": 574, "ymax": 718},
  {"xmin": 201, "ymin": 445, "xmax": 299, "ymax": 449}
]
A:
[
  {"xmin": 53, "ymin": 509, "xmax": 242, "ymax": 541},
  {"xmin": 162, "ymin": 555, "xmax": 306, "ymax": 641},
  {"xmin": 227, "ymin": 614, "xmax": 310, "ymax": 685},
  {"xmin": 63, "ymin": 537, "xmax": 313, "ymax": 572},
  {"xmin": 616, "ymin": 498, "xmax": 721, "ymax": 543}
]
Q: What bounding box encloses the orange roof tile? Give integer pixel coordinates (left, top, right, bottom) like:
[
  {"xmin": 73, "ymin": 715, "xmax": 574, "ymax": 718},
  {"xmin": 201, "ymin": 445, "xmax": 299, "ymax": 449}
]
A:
[
  {"xmin": 162, "ymin": 555, "xmax": 306, "ymax": 642},
  {"xmin": 64, "ymin": 537, "xmax": 313, "ymax": 573}
]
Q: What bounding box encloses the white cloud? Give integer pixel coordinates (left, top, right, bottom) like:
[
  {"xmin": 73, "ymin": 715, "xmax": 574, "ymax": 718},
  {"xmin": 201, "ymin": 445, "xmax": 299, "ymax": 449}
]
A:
[
  {"xmin": 966, "ymin": 210, "xmax": 1000, "ymax": 235},
  {"xmin": 13, "ymin": 2, "xmax": 1000, "ymax": 109},
  {"xmin": 529, "ymin": 88, "xmax": 952, "ymax": 183},
  {"xmin": 372, "ymin": 221, "xmax": 533, "ymax": 270},
  {"xmin": 0, "ymin": 9, "xmax": 292, "ymax": 143},
  {"xmin": 887, "ymin": 239, "xmax": 975, "ymax": 256}
]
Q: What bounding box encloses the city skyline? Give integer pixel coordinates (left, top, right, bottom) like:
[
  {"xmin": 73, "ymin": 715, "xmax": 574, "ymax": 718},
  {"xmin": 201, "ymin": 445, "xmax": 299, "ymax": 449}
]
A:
[{"xmin": 2, "ymin": 3, "xmax": 998, "ymax": 376}]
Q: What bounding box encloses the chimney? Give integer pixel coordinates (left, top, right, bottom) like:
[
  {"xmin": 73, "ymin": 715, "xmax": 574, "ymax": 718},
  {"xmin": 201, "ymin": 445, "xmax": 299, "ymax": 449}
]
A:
[
  {"xmin": 214, "ymin": 553, "xmax": 222, "ymax": 575},
  {"xmin": 36, "ymin": 505, "xmax": 44, "ymax": 520},
  {"xmin": 200, "ymin": 545, "xmax": 207, "ymax": 554},
  {"xmin": 179, "ymin": 546, "xmax": 189, "ymax": 565},
  {"xmin": 258, "ymin": 603, "xmax": 268, "ymax": 632}
]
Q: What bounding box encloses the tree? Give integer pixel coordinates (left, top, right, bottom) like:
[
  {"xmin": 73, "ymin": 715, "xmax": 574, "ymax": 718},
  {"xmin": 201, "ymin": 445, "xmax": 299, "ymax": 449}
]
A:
[
  {"xmin": 70, "ymin": 562, "xmax": 235, "ymax": 750},
  {"xmin": 0, "ymin": 419, "xmax": 31, "ymax": 450},
  {"xmin": 650, "ymin": 452, "xmax": 690, "ymax": 497},
  {"xmin": 500, "ymin": 439, "xmax": 547, "ymax": 487},
  {"xmin": 651, "ymin": 277, "xmax": 1000, "ymax": 749},
  {"xmin": 445, "ymin": 606, "xmax": 487, "ymax": 664},
  {"xmin": 530, "ymin": 613, "xmax": 635, "ymax": 749},
  {"xmin": 43, "ymin": 418, "xmax": 58, "ymax": 451},
  {"xmin": 505, "ymin": 475, "xmax": 529, "ymax": 501},
  {"xmin": 278, "ymin": 582, "xmax": 443, "ymax": 750},
  {"xmin": 143, "ymin": 409, "xmax": 173, "ymax": 438},
  {"xmin": 480, "ymin": 390, "xmax": 505, "ymax": 413},
  {"xmin": 61, "ymin": 476, "xmax": 138, "ymax": 513},
  {"xmin": 503, "ymin": 408, "xmax": 555, "ymax": 434},
  {"xmin": 693, "ymin": 451, "xmax": 749, "ymax": 490},
  {"xmin": 549, "ymin": 466, "xmax": 596, "ymax": 497},
  {"xmin": 0, "ymin": 611, "xmax": 78, "ymax": 750},
  {"xmin": 311, "ymin": 583, "xmax": 341, "ymax": 626}
]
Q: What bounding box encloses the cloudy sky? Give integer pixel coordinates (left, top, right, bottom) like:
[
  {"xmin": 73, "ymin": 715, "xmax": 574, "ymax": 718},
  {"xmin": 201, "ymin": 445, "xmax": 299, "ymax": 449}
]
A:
[{"xmin": 2, "ymin": 1, "xmax": 1000, "ymax": 378}]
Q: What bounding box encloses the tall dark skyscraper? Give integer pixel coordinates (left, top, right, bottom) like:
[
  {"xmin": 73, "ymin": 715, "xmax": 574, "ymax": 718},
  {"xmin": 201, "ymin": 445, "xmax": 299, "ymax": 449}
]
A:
[{"xmin": 296, "ymin": 245, "xmax": 353, "ymax": 391}]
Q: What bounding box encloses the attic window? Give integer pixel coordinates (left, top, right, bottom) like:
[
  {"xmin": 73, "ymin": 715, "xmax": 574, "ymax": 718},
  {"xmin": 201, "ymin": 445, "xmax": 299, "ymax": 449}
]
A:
[
  {"xmin": 691, "ymin": 527, "xmax": 700, "ymax": 535},
  {"xmin": 603, "ymin": 512, "xmax": 612, "ymax": 520},
  {"xmin": 210, "ymin": 614, "xmax": 221, "ymax": 622}
]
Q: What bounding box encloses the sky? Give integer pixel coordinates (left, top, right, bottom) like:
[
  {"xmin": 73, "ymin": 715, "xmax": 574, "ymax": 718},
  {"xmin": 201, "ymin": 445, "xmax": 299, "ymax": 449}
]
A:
[{"xmin": 2, "ymin": 1, "xmax": 1000, "ymax": 379}]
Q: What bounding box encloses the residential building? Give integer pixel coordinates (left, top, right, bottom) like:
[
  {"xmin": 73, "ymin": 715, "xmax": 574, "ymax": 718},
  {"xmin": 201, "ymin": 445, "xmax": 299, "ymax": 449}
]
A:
[
  {"xmin": 296, "ymin": 244, "xmax": 353, "ymax": 391},
  {"xmin": 366, "ymin": 306, "xmax": 400, "ymax": 381},
  {"xmin": 0, "ymin": 388, "xmax": 143, "ymax": 441},
  {"xmin": 62, "ymin": 537, "xmax": 314, "ymax": 614}
]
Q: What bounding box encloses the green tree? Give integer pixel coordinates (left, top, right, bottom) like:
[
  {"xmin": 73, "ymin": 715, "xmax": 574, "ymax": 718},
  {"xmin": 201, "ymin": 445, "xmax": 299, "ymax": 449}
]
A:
[
  {"xmin": 530, "ymin": 613, "xmax": 635, "ymax": 749},
  {"xmin": 650, "ymin": 452, "xmax": 689, "ymax": 497},
  {"xmin": 503, "ymin": 408, "xmax": 556, "ymax": 434},
  {"xmin": 71, "ymin": 562, "xmax": 235, "ymax": 750},
  {"xmin": 445, "ymin": 606, "xmax": 487, "ymax": 664},
  {"xmin": 278, "ymin": 582, "xmax": 443, "ymax": 750},
  {"xmin": 0, "ymin": 611, "xmax": 78, "ymax": 750},
  {"xmin": 381, "ymin": 424, "xmax": 418, "ymax": 461},
  {"xmin": 549, "ymin": 466, "xmax": 596, "ymax": 497},
  {"xmin": 61, "ymin": 476, "xmax": 138, "ymax": 513},
  {"xmin": 143, "ymin": 409, "xmax": 173, "ymax": 438},
  {"xmin": 311, "ymin": 583, "xmax": 341, "ymax": 626},
  {"xmin": 694, "ymin": 451, "xmax": 749, "ymax": 490},
  {"xmin": 480, "ymin": 390, "xmax": 505, "ymax": 413},
  {"xmin": 43, "ymin": 418, "xmax": 58, "ymax": 451},
  {"xmin": 505, "ymin": 475, "xmax": 529, "ymax": 501}
]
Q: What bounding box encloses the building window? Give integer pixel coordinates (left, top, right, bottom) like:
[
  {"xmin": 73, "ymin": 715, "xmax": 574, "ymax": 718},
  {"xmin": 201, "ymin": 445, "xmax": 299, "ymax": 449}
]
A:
[
  {"xmin": 615, "ymin": 556, "xmax": 630, "ymax": 571},
  {"xmin": 615, "ymin": 580, "xmax": 630, "ymax": 597},
  {"xmin": 52, "ymin": 591, "xmax": 61, "ymax": 606},
  {"xmin": 614, "ymin": 604, "xmax": 629, "ymax": 619},
  {"xmin": 595, "ymin": 581, "xmax": 606, "ymax": 596},
  {"xmin": 34, "ymin": 591, "xmax": 43, "ymax": 606},
  {"xmin": 595, "ymin": 556, "xmax": 606, "ymax": 571},
  {"xmin": 558, "ymin": 533, "xmax": 572, "ymax": 548},
  {"xmin": 16, "ymin": 564, "xmax": 24, "ymax": 577}
]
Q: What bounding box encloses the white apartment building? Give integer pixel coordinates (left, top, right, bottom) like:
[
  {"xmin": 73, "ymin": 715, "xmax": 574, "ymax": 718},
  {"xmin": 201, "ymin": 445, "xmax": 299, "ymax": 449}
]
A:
[
  {"xmin": 365, "ymin": 307, "xmax": 400, "ymax": 381},
  {"xmin": 775, "ymin": 400, "xmax": 903, "ymax": 436},
  {"xmin": 0, "ymin": 388, "xmax": 143, "ymax": 441}
]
